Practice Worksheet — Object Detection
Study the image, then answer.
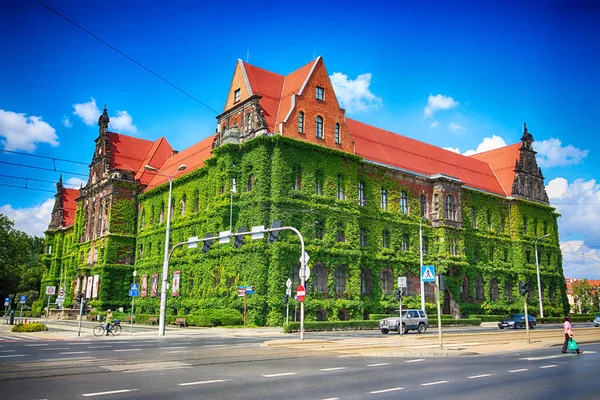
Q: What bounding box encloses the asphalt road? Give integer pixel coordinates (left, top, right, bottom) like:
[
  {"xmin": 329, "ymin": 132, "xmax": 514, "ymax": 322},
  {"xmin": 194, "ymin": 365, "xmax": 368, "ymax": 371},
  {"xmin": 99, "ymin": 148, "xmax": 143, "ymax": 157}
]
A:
[{"xmin": 2, "ymin": 341, "xmax": 598, "ymax": 399}]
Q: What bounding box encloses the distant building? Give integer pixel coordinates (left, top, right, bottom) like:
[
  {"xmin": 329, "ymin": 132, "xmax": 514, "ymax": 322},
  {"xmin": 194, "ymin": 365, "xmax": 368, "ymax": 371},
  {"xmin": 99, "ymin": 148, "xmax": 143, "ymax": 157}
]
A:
[
  {"xmin": 41, "ymin": 57, "xmax": 568, "ymax": 324},
  {"xmin": 565, "ymin": 278, "xmax": 600, "ymax": 313}
]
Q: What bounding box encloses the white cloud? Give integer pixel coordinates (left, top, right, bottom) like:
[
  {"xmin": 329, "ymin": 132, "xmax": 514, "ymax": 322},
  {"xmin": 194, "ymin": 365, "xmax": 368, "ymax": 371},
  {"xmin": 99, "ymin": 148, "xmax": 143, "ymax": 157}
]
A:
[
  {"xmin": 72, "ymin": 98, "xmax": 138, "ymax": 133},
  {"xmin": 423, "ymin": 94, "xmax": 458, "ymax": 119},
  {"xmin": 110, "ymin": 110, "xmax": 138, "ymax": 134},
  {"xmin": 63, "ymin": 116, "xmax": 72, "ymax": 128},
  {"xmin": 65, "ymin": 177, "xmax": 87, "ymax": 188},
  {"xmin": 560, "ymin": 241, "xmax": 600, "ymax": 280},
  {"xmin": 444, "ymin": 147, "xmax": 460, "ymax": 153},
  {"xmin": 462, "ymin": 135, "xmax": 507, "ymax": 156},
  {"xmin": 449, "ymin": 122, "xmax": 465, "ymax": 132},
  {"xmin": 73, "ymin": 97, "xmax": 101, "ymax": 125},
  {"xmin": 430, "ymin": 121, "xmax": 439, "ymax": 128},
  {"xmin": 329, "ymin": 72, "xmax": 382, "ymax": 114},
  {"xmin": 533, "ymin": 138, "xmax": 588, "ymax": 168},
  {"xmin": 0, "ymin": 198, "xmax": 54, "ymax": 237},
  {"xmin": 0, "ymin": 109, "xmax": 59, "ymax": 152}
]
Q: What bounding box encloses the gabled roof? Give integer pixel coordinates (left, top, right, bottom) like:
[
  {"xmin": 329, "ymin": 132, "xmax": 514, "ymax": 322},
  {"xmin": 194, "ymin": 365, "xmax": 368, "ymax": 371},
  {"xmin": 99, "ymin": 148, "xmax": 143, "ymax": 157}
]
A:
[
  {"xmin": 109, "ymin": 132, "xmax": 157, "ymax": 172},
  {"xmin": 470, "ymin": 143, "xmax": 521, "ymax": 197},
  {"xmin": 241, "ymin": 62, "xmax": 284, "ymax": 132},
  {"xmin": 145, "ymin": 135, "xmax": 214, "ymax": 190},
  {"xmin": 62, "ymin": 188, "xmax": 79, "ymax": 227},
  {"xmin": 347, "ymin": 118, "xmax": 508, "ymax": 196},
  {"xmin": 275, "ymin": 58, "xmax": 319, "ymax": 126}
]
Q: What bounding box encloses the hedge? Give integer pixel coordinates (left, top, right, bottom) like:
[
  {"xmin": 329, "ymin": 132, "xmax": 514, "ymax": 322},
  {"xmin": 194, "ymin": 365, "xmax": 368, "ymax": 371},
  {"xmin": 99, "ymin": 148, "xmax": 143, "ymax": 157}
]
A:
[
  {"xmin": 539, "ymin": 315, "xmax": 594, "ymax": 324},
  {"xmin": 123, "ymin": 309, "xmax": 244, "ymax": 327},
  {"xmin": 429, "ymin": 318, "xmax": 481, "ymax": 327},
  {"xmin": 11, "ymin": 323, "xmax": 46, "ymax": 332},
  {"xmin": 283, "ymin": 318, "xmax": 481, "ymax": 332}
]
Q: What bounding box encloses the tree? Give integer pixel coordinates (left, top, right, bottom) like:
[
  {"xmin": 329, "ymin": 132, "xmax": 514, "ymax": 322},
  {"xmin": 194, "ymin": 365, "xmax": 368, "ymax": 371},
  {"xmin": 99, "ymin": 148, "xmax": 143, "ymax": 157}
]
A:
[{"xmin": 571, "ymin": 279, "xmax": 599, "ymax": 314}]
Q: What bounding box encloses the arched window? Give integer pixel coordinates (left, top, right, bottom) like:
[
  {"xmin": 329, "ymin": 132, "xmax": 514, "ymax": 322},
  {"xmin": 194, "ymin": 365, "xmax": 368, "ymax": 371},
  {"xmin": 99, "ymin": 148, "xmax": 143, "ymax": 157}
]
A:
[
  {"xmin": 246, "ymin": 175, "xmax": 254, "ymax": 191},
  {"xmin": 490, "ymin": 279, "xmax": 499, "ymax": 300},
  {"xmin": 475, "ymin": 275, "xmax": 484, "ymax": 300},
  {"xmin": 420, "ymin": 194, "xmax": 427, "ymax": 217},
  {"xmin": 180, "ymin": 197, "xmax": 186, "ymax": 217},
  {"xmin": 461, "ymin": 276, "xmax": 469, "ymax": 300},
  {"xmin": 445, "ymin": 194, "xmax": 457, "ymax": 221},
  {"xmin": 400, "ymin": 191, "xmax": 408, "ymax": 215},
  {"xmin": 316, "ymin": 309, "xmax": 327, "ymax": 321},
  {"xmin": 360, "ymin": 269, "xmax": 372, "ymax": 295},
  {"xmin": 380, "ymin": 268, "xmax": 393, "ymax": 295},
  {"xmin": 505, "ymin": 277, "xmax": 513, "ymax": 300},
  {"xmin": 313, "ymin": 263, "xmax": 328, "ymax": 294},
  {"xmin": 316, "ymin": 116, "xmax": 323, "ymax": 139},
  {"xmin": 335, "ymin": 123, "xmax": 341, "ymax": 143},
  {"xmin": 335, "ymin": 266, "xmax": 346, "ymax": 295},
  {"xmin": 298, "ymin": 111, "xmax": 304, "ymax": 133}
]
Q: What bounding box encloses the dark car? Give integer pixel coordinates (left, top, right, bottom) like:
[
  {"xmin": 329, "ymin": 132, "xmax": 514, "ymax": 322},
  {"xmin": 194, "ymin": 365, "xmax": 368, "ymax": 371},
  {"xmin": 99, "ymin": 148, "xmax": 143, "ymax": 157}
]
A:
[{"xmin": 498, "ymin": 313, "xmax": 536, "ymax": 329}]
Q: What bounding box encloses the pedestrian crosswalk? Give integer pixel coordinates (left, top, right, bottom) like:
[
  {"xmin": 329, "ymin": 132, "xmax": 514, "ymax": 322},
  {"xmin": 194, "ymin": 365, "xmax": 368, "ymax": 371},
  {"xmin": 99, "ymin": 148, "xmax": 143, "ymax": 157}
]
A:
[{"xmin": 0, "ymin": 334, "xmax": 50, "ymax": 342}]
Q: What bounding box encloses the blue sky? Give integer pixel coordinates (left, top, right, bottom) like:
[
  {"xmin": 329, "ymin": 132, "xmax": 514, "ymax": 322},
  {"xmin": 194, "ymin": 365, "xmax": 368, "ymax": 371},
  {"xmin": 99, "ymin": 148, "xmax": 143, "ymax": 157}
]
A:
[{"xmin": 1, "ymin": 0, "xmax": 599, "ymax": 278}]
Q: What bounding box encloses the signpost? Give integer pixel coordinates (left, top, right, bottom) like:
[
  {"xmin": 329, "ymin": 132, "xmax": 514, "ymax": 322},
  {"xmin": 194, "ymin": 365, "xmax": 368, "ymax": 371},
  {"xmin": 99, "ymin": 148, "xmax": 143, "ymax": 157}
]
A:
[
  {"xmin": 19, "ymin": 295, "xmax": 26, "ymax": 323},
  {"xmin": 238, "ymin": 285, "xmax": 254, "ymax": 327},
  {"xmin": 44, "ymin": 286, "xmax": 56, "ymax": 332},
  {"xmin": 285, "ymin": 278, "xmax": 292, "ymax": 325},
  {"xmin": 421, "ymin": 265, "xmax": 435, "ymax": 282},
  {"xmin": 397, "ymin": 276, "xmax": 407, "ymax": 336},
  {"xmin": 130, "ymin": 278, "xmax": 138, "ymax": 336}
]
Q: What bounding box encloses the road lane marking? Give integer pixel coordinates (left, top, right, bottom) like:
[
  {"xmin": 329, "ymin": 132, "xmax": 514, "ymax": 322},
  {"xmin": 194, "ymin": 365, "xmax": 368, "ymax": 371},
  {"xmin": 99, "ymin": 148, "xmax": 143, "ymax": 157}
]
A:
[
  {"xmin": 421, "ymin": 381, "xmax": 449, "ymax": 386},
  {"xmin": 88, "ymin": 346, "xmax": 113, "ymax": 349},
  {"xmin": 366, "ymin": 363, "xmax": 389, "ymax": 367},
  {"xmin": 25, "ymin": 344, "xmax": 48, "ymax": 347},
  {"xmin": 468, "ymin": 374, "xmax": 492, "ymax": 379},
  {"xmin": 67, "ymin": 342, "xmax": 90, "ymax": 345},
  {"xmin": 320, "ymin": 367, "xmax": 346, "ymax": 371},
  {"xmin": 82, "ymin": 389, "xmax": 138, "ymax": 397},
  {"xmin": 40, "ymin": 347, "xmax": 69, "ymax": 351},
  {"xmin": 509, "ymin": 369, "xmax": 528, "ymax": 373},
  {"xmin": 178, "ymin": 379, "xmax": 228, "ymax": 386},
  {"xmin": 262, "ymin": 372, "xmax": 297, "ymax": 377},
  {"xmin": 405, "ymin": 359, "xmax": 425, "ymax": 363},
  {"xmin": 369, "ymin": 387, "xmax": 404, "ymax": 394},
  {"xmin": 0, "ymin": 354, "xmax": 26, "ymax": 358},
  {"xmin": 0, "ymin": 349, "xmax": 16, "ymax": 352},
  {"xmin": 521, "ymin": 355, "xmax": 563, "ymax": 361},
  {"xmin": 114, "ymin": 348, "xmax": 143, "ymax": 352},
  {"xmin": 159, "ymin": 346, "xmax": 188, "ymax": 350},
  {"xmin": 60, "ymin": 351, "xmax": 90, "ymax": 355},
  {"xmin": 540, "ymin": 365, "xmax": 557, "ymax": 369},
  {"xmin": 167, "ymin": 351, "xmax": 188, "ymax": 354}
]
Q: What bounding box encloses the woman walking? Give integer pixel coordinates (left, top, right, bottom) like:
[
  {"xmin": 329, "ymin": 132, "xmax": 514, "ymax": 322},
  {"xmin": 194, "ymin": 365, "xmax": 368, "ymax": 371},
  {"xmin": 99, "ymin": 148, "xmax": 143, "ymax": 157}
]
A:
[{"xmin": 561, "ymin": 315, "xmax": 582, "ymax": 354}]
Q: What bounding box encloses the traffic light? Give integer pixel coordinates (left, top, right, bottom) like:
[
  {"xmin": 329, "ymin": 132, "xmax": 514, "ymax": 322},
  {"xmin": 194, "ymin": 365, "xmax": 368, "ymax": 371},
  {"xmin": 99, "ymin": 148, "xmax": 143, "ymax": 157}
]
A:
[
  {"xmin": 395, "ymin": 288, "xmax": 402, "ymax": 300},
  {"xmin": 201, "ymin": 232, "xmax": 214, "ymax": 253},
  {"xmin": 233, "ymin": 226, "xmax": 247, "ymax": 248},
  {"xmin": 267, "ymin": 220, "xmax": 282, "ymax": 244},
  {"xmin": 284, "ymin": 294, "xmax": 289, "ymax": 304},
  {"xmin": 519, "ymin": 281, "xmax": 528, "ymax": 296},
  {"xmin": 438, "ymin": 274, "xmax": 445, "ymax": 291}
]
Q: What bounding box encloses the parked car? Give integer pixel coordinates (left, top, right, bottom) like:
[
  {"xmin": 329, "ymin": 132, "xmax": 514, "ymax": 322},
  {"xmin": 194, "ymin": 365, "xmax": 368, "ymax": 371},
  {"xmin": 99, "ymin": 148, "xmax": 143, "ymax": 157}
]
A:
[
  {"xmin": 498, "ymin": 314, "xmax": 536, "ymax": 329},
  {"xmin": 379, "ymin": 309, "xmax": 428, "ymax": 334},
  {"xmin": 594, "ymin": 315, "xmax": 600, "ymax": 327}
]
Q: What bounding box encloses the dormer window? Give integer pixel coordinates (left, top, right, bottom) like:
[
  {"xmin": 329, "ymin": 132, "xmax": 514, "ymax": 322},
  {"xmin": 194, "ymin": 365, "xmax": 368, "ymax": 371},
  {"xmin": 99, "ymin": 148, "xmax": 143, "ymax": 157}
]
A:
[
  {"xmin": 234, "ymin": 89, "xmax": 241, "ymax": 103},
  {"xmin": 316, "ymin": 86, "xmax": 324, "ymax": 101}
]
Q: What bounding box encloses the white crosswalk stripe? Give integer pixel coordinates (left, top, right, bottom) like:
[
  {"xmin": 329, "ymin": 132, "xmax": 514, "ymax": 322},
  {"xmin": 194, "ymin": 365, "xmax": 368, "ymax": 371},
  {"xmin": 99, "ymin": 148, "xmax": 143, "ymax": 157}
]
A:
[{"xmin": 0, "ymin": 334, "xmax": 49, "ymax": 342}]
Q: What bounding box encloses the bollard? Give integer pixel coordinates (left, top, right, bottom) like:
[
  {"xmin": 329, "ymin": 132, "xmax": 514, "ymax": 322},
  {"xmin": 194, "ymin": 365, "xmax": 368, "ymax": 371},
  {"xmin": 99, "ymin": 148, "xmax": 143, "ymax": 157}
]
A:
[
  {"xmin": 9, "ymin": 309, "xmax": 15, "ymax": 325},
  {"xmin": 24, "ymin": 318, "xmax": 28, "ymax": 324}
]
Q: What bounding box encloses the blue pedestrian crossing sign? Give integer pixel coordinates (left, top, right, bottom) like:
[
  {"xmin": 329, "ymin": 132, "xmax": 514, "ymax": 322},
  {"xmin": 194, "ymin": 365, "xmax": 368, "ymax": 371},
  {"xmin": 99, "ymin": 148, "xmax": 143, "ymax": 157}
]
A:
[
  {"xmin": 131, "ymin": 283, "xmax": 139, "ymax": 290},
  {"xmin": 421, "ymin": 265, "xmax": 436, "ymax": 282},
  {"xmin": 129, "ymin": 283, "xmax": 139, "ymax": 297}
]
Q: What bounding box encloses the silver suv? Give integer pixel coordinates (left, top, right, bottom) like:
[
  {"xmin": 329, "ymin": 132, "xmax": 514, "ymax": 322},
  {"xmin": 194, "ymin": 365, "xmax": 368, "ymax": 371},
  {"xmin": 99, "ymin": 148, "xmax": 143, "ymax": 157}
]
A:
[{"xmin": 379, "ymin": 309, "xmax": 428, "ymax": 334}]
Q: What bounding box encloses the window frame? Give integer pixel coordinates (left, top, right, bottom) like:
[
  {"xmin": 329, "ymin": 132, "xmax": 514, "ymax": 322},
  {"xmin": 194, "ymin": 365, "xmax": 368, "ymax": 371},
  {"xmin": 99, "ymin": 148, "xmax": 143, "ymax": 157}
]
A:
[
  {"xmin": 234, "ymin": 88, "xmax": 241, "ymax": 103},
  {"xmin": 316, "ymin": 116, "xmax": 324, "ymax": 139},
  {"xmin": 445, "ymin": 194, "xmax": 457, "ymax": 221},
  {"xmin": 335, "ymin": 123, "xmax": 340, "ymax": 143},
  {"xmin": 400, "ymin": 191, "xmax": 408, "ymax": 215},
  {"xmin": 298, "ymin": 111, "xmax": 304, "ymax": 133},
  {"xmin": 316, "ymin": 86, "xmax": 324, "ymax": 101},
  {"xmin": 358, "ymin": 181, "xmax": 366, "ymax": 206},
  {"xmin": 381, "ymin": 188, "xmax": 388, "ymax": 211}
]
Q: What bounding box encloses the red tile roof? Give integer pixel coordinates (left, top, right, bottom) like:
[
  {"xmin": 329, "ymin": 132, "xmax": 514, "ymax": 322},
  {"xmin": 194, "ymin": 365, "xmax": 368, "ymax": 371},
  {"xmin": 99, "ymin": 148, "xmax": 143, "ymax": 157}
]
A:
[
  {"xmin": 241, "ymin": 62, "xmax": 284, "ymax": 132},
  {"xmin": 347, "ymin": 118, "xmax": 508, "ymax": 196},
  {"xmin": 62, "ymin": 188, "xmax": 79, "ymax": 227},
  {"xmin": 109, "ymin": 133, "xmax": 157, "ymax": 172},
  {"xmin": 470, "ymin": 143, "xmax": 521, "ymax": 197},
  {"xmin": 275, "ymin": 59, "xmax": 318, "ymax": 126}
]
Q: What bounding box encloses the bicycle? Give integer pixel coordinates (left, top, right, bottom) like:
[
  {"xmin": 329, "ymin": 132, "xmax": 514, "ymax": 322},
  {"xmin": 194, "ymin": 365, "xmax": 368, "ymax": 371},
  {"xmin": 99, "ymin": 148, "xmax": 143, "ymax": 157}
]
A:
[{"xmin": 93, "ymin": 319, "xmax": 122, "ymax": 336}]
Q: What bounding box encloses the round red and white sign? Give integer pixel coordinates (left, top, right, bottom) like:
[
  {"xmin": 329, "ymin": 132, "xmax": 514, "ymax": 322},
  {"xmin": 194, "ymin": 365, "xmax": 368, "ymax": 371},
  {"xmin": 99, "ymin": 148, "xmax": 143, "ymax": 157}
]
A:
[{"xmin": 296, "ymin": 284, "xmax": 305, "ymax": 302}]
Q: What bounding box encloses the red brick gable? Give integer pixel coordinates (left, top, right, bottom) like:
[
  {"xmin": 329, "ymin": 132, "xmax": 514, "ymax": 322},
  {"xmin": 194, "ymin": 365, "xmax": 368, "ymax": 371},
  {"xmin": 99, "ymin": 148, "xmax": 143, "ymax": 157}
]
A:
[
  {"xmin": 470, "ymin": 143, "xmax": 521, "ymax": 197},
  {"xmin": 275, "ymin": 59, "xmax": 318, "ymax": 129},
  {"xmin": 347, "ymin": 118, "xmax": 507, "ymax": 196},
  {"xmin": 240, "ymin": 62, "xmax": 284, "ymax": 132}
]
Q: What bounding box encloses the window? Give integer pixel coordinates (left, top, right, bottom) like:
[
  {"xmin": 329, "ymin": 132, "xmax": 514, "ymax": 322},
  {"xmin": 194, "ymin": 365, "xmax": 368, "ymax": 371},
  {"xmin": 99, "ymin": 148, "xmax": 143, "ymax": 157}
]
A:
[
  {"xmin": 445, "ymin": 194, "xmax": 457, "ymax": 221},
  {"xmin": 316, "ymin": 310, "xmax": 327, "ymax": 321},
  {"xmin": 461, "ymin": 276, "xmax": 469, "ymax": 300},
  {"xmin": 337, "ymin": 174, "xmax": 345, "ymax": 200},
  {"xmin": 486, "ymin": 210, "xmax": 492, "ymax": 230},
  {"xmin": 420, "ymin": 194, "xmax": 427, "ymax": 218},
  {"xmin": 298, "ymin": 111, "xmax": 304, "ymax": 133},
  {"xmin": 316, "ymin": 220, "xmax": 324, "ymax": 240},
  {"xmin": 335, "ymin": 266, "xmax": 346, "ymax": 294},
  {"xmin": 523, "ymin": 217, "xmax": 528, "ymax": 234},
  {"xmin": 490, "ymin": 279, "xmax": 499, "ymax": 301},
  {"xmin": 533, "ymin": 218, "xmax": 538, "ymax": 235},
  {"xmin": 246, "ymin": 175, "xmax": 254, "ymax": 191},
  {"xmin": 335, "ymin": 123, "xmax": 340, "ymax": 143},
  {"xmin": 315, "ymin": 169, "xmax": 323, "ymax": 195},
  {"xmin": 503, "ymin": 249, "xmax": 509, "ymax": 262},
  {"xmin": 474, "ymin": 247, "xmax": 480, "ymax": 262},
  {"xmin": 140, "ymin": 208, "xmax": 145, "ymax": 229},
  {"xmin": 180, "ymin": 198, "xmax": 186, "ymax": 217},
  {"xmin": 234, "ymin": 89, "xmax": 240, "ymax": 102},
  {"xmin": 336, "ymin": 230, "xmax": 346, "ymax": 242},
  {"xmin": 382, "ymin": 230, "xmax": 390, "ymax": 248},
  {"xmin": 543, "ymin": 221, "xmax": 548, "ymax": 235},
  {"xmin": 400, "ymin": 191, "xmax": 408, "ymax": 215},
  {"xmin": 246, "ymin": 113, "xmax": 252, "ymax": 131},
  {"xmin": 316, "ymin": 86, "xmax": 324, "ymax": 100},
  {"xmin": 358, "ymin": 181, "xmax": 366, "ymax": 206},
  {"xmin": 489, "ymin": 246, "xmax": 494, "ymax": 261},
  {"xmin": 159, "ymin": 205, "xmax": 164, "ymax": 224},
  {"xmin": 293, "ymin": 166, "xmax": 301, "ymax": 191},
  {"xmin": 316, "ymin": 116, "xmax": 323, "ymax": 139},
  {"xmin": 402, "ymin": 233, "xmax": 409, "ymax": 251},
  {"xmin": 449, "ymin": 237, "xmax": 457, "ymax": 255},
  {"xmin": 313, "ymin": 263, "xmax": 328, "ymax": 294},
  {"xmin": 501, "ymin": 216, "xmax": 506, "ymax": 232},
  {"xmin": 471, "ymin": 207, "xmax": 478, "ymax": 228},
  {"xmin": 381, "ymin": 188, "xmax": 388, "ymax": 210},
  {"xmin": 380, "ymin": 268, "xmax": 393, "ymax": 295},
  {"xmin": 360, "ymin": 269, "xmax": 372, "ymax": 295},
  {"xmin": 505, "ymin": 278, "xmax": 513, "ymax": 300},
  {"xmin": 193, "ymin": 191, "xmax": 199, "ymax": 213},
  {"xmin": 188, "ymin": 272, "xmax": 195, "ymax": 292},
  {"xmin": 360, "ymin": 228, "xmax": 367, "ymax": 247},
  {"xmin": 422, "ymin": 237, "xmax": 429, "ymax": 254}
]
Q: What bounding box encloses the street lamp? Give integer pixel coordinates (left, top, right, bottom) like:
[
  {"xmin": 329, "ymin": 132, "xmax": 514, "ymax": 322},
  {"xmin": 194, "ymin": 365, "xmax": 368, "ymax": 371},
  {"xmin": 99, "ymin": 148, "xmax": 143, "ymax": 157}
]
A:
[
  {"xmin": 535, "ymin": 233, "xmax": 550, "ymax": 318},
  {"xmin": 144, "ymin": 163, "xmax": 187, "ymax": 336}
]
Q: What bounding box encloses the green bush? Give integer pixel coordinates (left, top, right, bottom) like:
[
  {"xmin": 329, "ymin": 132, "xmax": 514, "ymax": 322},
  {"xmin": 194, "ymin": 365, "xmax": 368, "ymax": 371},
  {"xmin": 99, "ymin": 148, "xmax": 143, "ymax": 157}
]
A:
[
  {"xmin": 539, "ymin": 315, "xmax": 593, "ymax": 324},
  {"xmin": 284, "ymin": 320, "xmax": 380, "ymax": 333},
  {"xmin": 429, "ymin": 318, "xmax": 482, "ymax": 327},
  {"xmin": 186, "ymin": 309, "xmax": 243, "ymax": 327},
  {"xmin": 369, "ymin": 314, "xmax": 389, "ymax": 320},
  {"xmin": 11, "ymin": 323, "xmax": 46, "ymax": 332}
]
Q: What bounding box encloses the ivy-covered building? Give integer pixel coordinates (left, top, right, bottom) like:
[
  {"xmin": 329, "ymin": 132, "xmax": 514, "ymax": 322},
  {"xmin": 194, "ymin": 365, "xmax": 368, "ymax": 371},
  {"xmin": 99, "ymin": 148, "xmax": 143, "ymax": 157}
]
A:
[{"xmin": 39, "ymin": 57, "xmax": 568, "ymax": 325}]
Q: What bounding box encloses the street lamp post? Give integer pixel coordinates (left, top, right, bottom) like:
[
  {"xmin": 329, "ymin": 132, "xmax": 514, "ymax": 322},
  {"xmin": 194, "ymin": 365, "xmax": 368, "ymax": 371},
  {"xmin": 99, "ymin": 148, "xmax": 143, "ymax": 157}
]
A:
[
  {"xmin": 144, "ymin": 164, "xmax": 187, "ymax": 336},
  {"xmin": 419, "ymin": 218, "xmax": 425, "ymax": 312},
  {"xmin": 535, "ymin": 233, "xmax": 550, "ymax": 318}
]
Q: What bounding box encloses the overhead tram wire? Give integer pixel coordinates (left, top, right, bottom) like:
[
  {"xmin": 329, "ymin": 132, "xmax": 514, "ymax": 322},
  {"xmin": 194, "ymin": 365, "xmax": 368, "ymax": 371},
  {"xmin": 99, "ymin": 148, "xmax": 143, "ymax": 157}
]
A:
[
  {"xmin": 0, "ymin": 160, "xmax": 88, "ymax": 177},
  {"xmin": 0, "ymin": 174, "xmax": 83, "ymax": 188},
  {"xmin": 0, "ymin": 183, "xmax": 55, "ymax": 193},
  {"xmin": 35, "ymin": 0, "xmax": 219, "ymax": 115},
  {"xmin": 0, "ymin": 149, "xmax": 88, "ymax": 165}
]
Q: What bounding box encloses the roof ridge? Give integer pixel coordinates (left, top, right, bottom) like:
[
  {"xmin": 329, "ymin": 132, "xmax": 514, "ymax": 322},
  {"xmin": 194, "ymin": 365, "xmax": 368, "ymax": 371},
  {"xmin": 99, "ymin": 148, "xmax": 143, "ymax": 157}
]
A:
[{"xmin": 242, "ymin": 61, "xmax": 285, "ymax": 77}]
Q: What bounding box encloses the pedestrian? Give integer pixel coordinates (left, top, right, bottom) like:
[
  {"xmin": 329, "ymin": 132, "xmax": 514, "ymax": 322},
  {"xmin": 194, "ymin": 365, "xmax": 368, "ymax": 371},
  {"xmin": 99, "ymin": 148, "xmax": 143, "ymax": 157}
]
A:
[{"xmin": 561, "ymin": 315, "xmax": 582, "ymax": 354}]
